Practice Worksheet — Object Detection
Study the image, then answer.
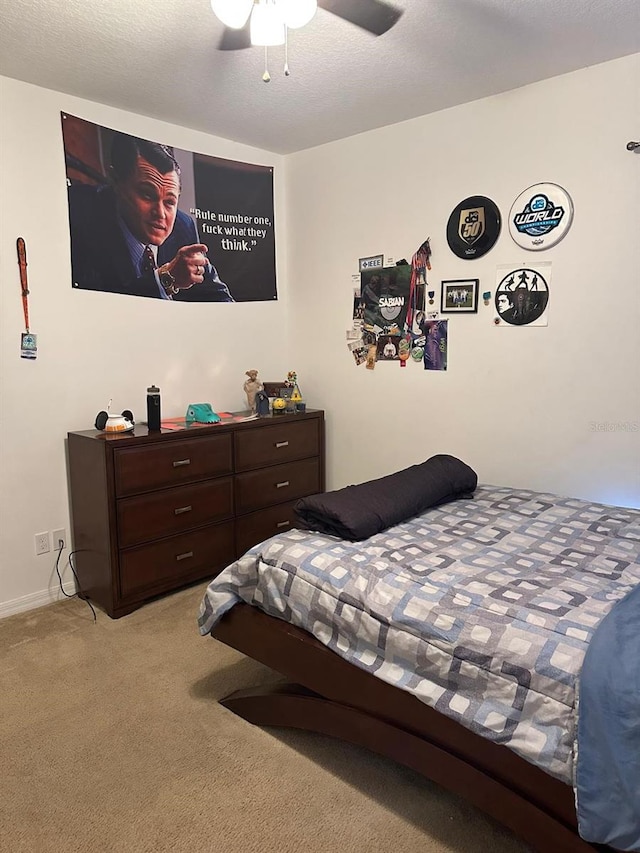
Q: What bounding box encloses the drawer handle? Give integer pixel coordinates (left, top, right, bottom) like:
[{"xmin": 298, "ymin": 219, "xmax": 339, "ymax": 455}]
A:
[
  {"xmin": 174, "ymin": 505, "xmax": 192, "ymax": 515},
  {"xmin": 176, "ymin": 551, "xmax": 194, "ymax": 561},
  {"xmin": 276, "ymin": 520, "xmax": 290, "ymax": 529},
  {"xmin": 173, "ymin": 459, "xmax": 191, "ymax": 468},
  {"xmin": 275, "ymin": 441, "xmax": 289, "ymax": 448},
  {"xmin": 276, "ymin": 481, "xmax": 290, "ymax": 489}
]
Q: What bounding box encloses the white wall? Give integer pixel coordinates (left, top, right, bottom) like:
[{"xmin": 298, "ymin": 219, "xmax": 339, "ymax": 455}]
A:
[
  {"xmin": 2, "ymin": 56, "xmax": 639, "ymax": 617},
  {"xmin": 287, "ymin": 55, "xmax": 640, "ymax": 508},
  {"xmin": 0, "ymin": 77, "xmax": 290, "ymax": 614}
]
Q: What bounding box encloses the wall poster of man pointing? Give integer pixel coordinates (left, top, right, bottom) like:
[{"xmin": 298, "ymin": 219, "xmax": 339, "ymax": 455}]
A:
[{"xmin": 61, "ymin": 113, "xmax": 277, "ymax": 303}]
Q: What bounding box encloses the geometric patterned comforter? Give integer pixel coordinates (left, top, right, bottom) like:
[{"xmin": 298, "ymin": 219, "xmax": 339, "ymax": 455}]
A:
[{"xmin": 198, "ymin": 486, "xmax": 640, "ymax": 785}]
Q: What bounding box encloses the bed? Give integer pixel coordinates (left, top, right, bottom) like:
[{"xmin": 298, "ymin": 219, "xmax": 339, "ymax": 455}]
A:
[{"xmin": 198, "ymin": 457, "xmax": 640, "ymax": 853}]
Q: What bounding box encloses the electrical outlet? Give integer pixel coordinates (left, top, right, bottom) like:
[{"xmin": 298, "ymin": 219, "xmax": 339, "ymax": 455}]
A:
[
  {"xmin": 34, "ymin": 531, "xmax": 50, "ymax": 556},
  {"xmin": 53, "ymin": 528, "xmax": 67, "ymax": 550}
]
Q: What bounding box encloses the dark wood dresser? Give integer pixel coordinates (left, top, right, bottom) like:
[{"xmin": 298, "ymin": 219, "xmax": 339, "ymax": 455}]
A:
[{"xmin": 67, "ymin": 410, "xmax": 325, "ymax": 618}]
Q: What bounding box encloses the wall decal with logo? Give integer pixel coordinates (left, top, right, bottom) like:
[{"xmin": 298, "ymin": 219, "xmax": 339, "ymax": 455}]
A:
[
  {"xmin": 446, "ymin": 195, "xmax": 501, "ymax": 259},
  {"xmin": 61, "ymin": 113, "xmax": 276, "ymax": 302},
  {"xmin": 359, "ymin": 254, "xmax": 384, "ymax": 272},
  {"xmin": 508, "ymin": 183, "xmax": 574, "ymax": 251}
]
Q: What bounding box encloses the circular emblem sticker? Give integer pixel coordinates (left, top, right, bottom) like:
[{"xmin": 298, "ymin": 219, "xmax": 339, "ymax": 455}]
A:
[
  {"xmin": 446, "ymin": 195, "xmax": 501, "ymax": 259},
  {"xmin": 508, "ymin": 183, "xmax": 574, "ymax": 250}
]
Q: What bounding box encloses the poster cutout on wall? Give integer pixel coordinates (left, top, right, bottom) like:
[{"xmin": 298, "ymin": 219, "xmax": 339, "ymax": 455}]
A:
[
  {"xmin": 376, "ymin": 334, "xmax": 401, "ymax": 361},
  {"xmin": 494, "ymin": 263, "xmax": 551, "ymax": 326},
  {"xmin": 60, "ymin": 113, "xmax": 276, "ymax": 302},
  {"xmin": 423, "ymin": 320, "xmax": 448, "ymax": 370},
  {"xmin": 361, "ymin": 265, "xmax": 412, "ymax": 332}
]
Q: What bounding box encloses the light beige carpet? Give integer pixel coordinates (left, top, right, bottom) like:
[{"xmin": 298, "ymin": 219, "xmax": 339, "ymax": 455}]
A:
[{"xmin": 0, "ymin": 583, "xmax": 531, "ymax": 853}]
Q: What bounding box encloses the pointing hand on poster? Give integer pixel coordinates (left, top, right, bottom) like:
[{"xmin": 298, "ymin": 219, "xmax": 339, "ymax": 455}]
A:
[{"xmin": 158, "ymin": 243, "xmax": 209, "ymax": 291}]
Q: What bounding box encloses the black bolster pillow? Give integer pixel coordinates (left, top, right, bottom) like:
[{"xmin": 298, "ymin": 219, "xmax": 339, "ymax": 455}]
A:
[{"xmin": 294, "ymin": 454, "xmax": 478, "ymax": 541}]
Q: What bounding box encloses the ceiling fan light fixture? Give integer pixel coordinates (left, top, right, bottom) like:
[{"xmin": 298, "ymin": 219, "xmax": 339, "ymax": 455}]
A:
[
  {"xmin": 210, "ymin": 0, "xmax": 254, "ymax": 29},
  {"xmin": 250, "ymin": 1, "xmax": 285, "ymax": 46},
  {"xmin": 279, "ymin": 0, "xmax": 317, "ymax": 29}
]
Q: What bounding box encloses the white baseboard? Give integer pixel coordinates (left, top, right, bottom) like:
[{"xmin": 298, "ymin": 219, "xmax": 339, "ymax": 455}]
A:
[{"xmin": 0, "ymin": 581, "xmax": 77, "ymax": 619}]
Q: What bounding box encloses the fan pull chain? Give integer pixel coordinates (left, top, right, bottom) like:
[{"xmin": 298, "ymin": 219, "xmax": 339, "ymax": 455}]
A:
[
  {"xmin": 263, "ymin": 45, "xmax": 271, "ymax": 82},
  {"xmin": 284, "ymin": 27, "xmax": 290, "ymax": 76}
]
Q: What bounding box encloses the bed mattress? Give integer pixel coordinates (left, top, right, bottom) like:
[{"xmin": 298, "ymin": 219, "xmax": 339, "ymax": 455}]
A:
[{"xmin": 199, "ymin": 486, "xmax": 640, "ymax": 788}]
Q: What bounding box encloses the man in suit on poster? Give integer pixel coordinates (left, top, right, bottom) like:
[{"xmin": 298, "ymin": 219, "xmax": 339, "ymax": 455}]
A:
[
  {"xmin": 496, "ymin": 292, "xmax": 518, "ymax": 324},
  {"xmin": 67, "ymin": 132, "xmax": 234, "ymax": 301}
]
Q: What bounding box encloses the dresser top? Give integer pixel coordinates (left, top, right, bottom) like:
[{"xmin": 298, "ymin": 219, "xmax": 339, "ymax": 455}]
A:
[{"xmin": 68, "ymin": 408, "xmax": 324, "ymax": 446}]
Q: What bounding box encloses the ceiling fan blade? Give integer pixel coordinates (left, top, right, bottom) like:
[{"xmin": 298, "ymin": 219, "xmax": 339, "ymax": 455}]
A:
[
  {"xmin": 218, "ymin": 25, "xmax": 252, "ymax": 51},
  {"xmin": 318, "ymin": 0, "xmax": 403, "ymax": 36}
]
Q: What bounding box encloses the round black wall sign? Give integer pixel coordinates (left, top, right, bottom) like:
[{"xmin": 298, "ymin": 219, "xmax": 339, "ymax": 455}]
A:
[{"xmin": 446, "ymin": 195, "xmax": 501, "ymax": 259}]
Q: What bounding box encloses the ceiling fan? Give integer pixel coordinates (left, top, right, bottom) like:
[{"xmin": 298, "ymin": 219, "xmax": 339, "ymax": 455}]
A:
[{"xmin": 212, "ymin": 0, "xmax": 404, "ymax": 52}]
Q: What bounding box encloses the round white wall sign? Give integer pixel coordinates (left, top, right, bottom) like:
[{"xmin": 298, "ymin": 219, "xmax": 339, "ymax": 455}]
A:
[{"xmin": 508, "ymin": 183, "xmax": 574, "ymax": 250}]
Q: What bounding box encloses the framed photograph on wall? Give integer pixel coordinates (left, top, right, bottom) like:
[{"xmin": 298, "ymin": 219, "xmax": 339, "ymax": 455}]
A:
[{"xmin": 440, "ymin": 279, "xmax": 479, "ymax": 314}]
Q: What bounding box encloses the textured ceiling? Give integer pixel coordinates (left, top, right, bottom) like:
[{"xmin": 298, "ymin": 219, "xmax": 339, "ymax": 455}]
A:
[{"xmin": 1, "ymin": 0, "xmax": 638, "ymax": 154}]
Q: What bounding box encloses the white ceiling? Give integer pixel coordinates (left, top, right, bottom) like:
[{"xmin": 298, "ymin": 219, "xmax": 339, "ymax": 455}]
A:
[{"xmin": 1, "ymin": 0, "xmax": 638, "ymax": 154}]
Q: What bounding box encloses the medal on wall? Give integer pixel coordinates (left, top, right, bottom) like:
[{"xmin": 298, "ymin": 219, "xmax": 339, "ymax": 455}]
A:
[
  {"xmin": 446, "ymin": 195, "xmax": 501, "ymax": 259},
  {"xmin": 508, "ymin": 183, "xmax": 574, "ymax": 250}
]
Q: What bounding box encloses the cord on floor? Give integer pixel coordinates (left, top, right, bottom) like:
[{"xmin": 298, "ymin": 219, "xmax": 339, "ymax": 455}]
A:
[{"xmin": 54, "ymin": 542, "xmax": 97, "ymax": 622}]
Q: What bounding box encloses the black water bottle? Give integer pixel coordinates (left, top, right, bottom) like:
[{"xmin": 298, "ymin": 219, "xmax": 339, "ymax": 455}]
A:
[{"xmin": 147, "ymin": 385, "xmax": 161, "ymax": 431}]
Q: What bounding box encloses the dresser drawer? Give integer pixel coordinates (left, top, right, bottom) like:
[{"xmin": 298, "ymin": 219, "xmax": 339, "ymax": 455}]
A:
[
  {"xmin": 235, "ymin": 499, "xmax": 302, "ymax": 555},
  {"xmin": 114, "ymin": 433, "xmax": 232, "ymax": 496},
  {"xmin": 235, "ymin": 458, "xmax": 321, "ymax": 514},
  {"xmin": 119, "ymin": 521, "xmax": 235, "ymax": 597},
  {"xmin": 117, "ymin": 477, "xmax": 233, "ymax": 548},
  {"xmin": 234, "ymin": 419, "xmax": 320, "ymax": 472}
]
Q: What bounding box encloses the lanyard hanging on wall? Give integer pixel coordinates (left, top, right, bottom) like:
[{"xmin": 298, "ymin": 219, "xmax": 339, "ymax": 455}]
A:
[{"xmin": 17, "ymin": 237, "xmax": 37, "ymax": 360}]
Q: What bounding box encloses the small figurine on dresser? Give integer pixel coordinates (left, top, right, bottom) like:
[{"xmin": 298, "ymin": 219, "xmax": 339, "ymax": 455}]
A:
[
  {"xmin": 286, "ymin": 370, "xmax": 305, "ymax": 412},
  {"xmin": 243, "ymin": 369, "xmax": 263, "ymax": 413}
]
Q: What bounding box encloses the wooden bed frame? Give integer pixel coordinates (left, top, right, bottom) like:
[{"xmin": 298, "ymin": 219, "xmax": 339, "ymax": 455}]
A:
[{"xmin": 211, "ymin": 603, "xmax": 614, "ymax": 853}]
